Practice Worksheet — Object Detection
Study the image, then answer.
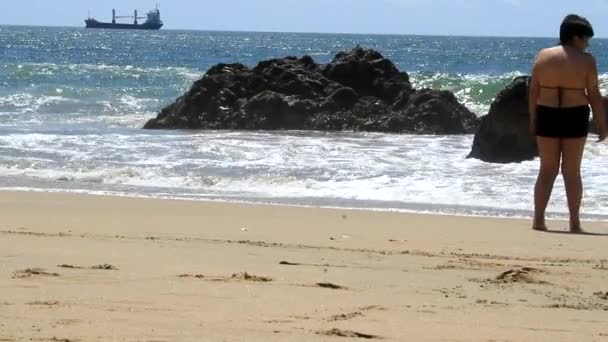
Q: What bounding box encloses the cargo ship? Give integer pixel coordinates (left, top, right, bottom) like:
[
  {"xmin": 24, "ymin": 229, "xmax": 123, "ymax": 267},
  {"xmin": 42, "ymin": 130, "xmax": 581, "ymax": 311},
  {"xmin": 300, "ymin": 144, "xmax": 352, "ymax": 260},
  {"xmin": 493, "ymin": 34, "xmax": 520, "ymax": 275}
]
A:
[{"xmin": 85, "ymin": 7, "xmax": 163, "ymax": 30}]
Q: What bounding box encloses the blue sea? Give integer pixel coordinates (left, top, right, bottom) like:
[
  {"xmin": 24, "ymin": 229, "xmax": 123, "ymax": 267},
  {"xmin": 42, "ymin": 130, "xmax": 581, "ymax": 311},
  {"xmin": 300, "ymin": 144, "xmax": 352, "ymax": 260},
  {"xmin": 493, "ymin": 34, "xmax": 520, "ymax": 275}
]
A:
[{"xmin": 1, "ymin": 26, "xmax": 607, "ymax": 219}]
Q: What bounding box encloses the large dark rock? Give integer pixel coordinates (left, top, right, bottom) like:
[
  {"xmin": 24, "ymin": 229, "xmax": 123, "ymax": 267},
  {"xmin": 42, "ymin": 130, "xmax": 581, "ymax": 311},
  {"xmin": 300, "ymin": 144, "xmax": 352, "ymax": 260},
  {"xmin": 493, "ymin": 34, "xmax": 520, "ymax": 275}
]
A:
[
  {"xmin": 402, "ymin": 89, "xmax": 479, "ymax": 134},
  {"xmin": 467, "ymin": 76, "xmax": 538, "ymax": 163},
  {"xmin": 144, "ymin": 47, "xmax": 479, "ymax": 134}
]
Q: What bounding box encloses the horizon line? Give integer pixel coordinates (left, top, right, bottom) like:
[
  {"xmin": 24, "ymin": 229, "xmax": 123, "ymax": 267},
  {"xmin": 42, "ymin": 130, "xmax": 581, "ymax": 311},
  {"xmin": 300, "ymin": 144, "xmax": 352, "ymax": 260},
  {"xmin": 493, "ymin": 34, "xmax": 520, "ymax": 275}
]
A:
[{"xmin": 0, "ymin": 23, "xmax": 592, "ymax": 40}]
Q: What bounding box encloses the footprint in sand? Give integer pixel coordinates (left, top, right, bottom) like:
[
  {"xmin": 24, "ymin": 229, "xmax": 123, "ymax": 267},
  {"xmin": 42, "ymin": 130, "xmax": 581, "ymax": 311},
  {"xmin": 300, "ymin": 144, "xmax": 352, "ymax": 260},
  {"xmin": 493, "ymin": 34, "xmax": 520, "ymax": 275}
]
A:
[
  {"xmin": 178, "ymin": 274, "xmax": 205, "ymax": 279},
  {"xmin": 12, "ymin": 268, "xmax": 60, "ymax": 279},
  {"xmin": 594, "ymin": 291, "xmax": 608, "ymax": 300},
  {"xmin": 492, "ymin": 267, "xmax": 548, "ymax": 285},
  {"xmin": 178, "ymin": 272, "xmax": 272, "ymax": 283},
  {"xmin": 316, "ymin": 329, "xmax": 381, "ymax": 339},
  {"xmin": 57, "ymin": 265, "xmax": 84, "ymax": 269},
  {"xmin": 316, "ymin": 282, "xmax": 348, "ymax": 290},
  {"xmin": 328, "ymin": 311, "xmax": 364, "ymax": 322},
  {"xmin": 327, "ymin": 306, "xmax": 385, "ymax": 322},
  {"xmin": 279, "ymin": 261, "xmax": 302, "ymax": 266},
  {"xmin": 546, "ymin": 303, "xmax": 593, "ymax": 310},
  {"xmin": 231, "ymin": 272, "xmax": 272, "ymax": 282},
  {"xmin": 58, "ymin": 264, "xmax": 118, "ymax": 270},
  {"xmin": 475, "ymin": 299, "xmax": 509, "ymax": 306},
  {"xmin": 52, "ymin": 319, "xmax": 82, "ymax": 327},
  {"xmin": 27, "ymin": 301, "xmax": 60, "ymax": 306},
  {"xmin": 264, "ymin": 319, "xmax": 296, "ymax": 324},
  {"xmin": 90, "ymin": 264, "xmax": 118, "ymax": 270}
]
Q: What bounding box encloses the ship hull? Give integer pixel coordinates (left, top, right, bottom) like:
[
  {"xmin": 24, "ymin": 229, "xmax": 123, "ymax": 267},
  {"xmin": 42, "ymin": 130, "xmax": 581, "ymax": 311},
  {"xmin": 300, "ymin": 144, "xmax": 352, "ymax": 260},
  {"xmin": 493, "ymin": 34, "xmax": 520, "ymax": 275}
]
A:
[{"xmin": 85, "ymin": 20, "xmax": 163, "ymax": 30}]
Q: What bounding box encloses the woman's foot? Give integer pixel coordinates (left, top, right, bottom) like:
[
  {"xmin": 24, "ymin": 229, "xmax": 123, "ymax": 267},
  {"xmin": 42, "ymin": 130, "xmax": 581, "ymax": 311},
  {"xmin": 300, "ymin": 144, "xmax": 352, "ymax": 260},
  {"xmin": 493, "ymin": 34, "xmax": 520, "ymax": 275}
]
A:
[
  {"xmin": 570, "ymin": 219, "xmax": 583, "ymax": 233},
  {"xmin": 533, "ymin": 218, "xmax": 548, "ymax": 231}
]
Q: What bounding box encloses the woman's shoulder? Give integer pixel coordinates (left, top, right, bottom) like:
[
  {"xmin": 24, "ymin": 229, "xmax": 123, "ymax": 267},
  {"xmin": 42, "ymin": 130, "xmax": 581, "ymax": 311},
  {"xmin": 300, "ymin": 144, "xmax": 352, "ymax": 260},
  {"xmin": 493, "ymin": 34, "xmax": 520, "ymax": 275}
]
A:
[
  {"xmin": 539, "ymin": 46, "xmax": 562, "ymax": 55},
  {"xmin": 535, "ymin": 46, "xmax": 561, "ymax": 61}
]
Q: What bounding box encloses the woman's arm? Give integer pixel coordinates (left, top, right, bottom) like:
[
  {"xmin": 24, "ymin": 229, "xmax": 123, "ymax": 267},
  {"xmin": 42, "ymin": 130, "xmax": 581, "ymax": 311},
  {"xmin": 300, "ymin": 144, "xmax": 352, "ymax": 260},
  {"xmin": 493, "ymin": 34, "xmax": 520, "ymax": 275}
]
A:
[{"xmin": 586, "ymin": 54, "xmax": 607, "ymax": 142}]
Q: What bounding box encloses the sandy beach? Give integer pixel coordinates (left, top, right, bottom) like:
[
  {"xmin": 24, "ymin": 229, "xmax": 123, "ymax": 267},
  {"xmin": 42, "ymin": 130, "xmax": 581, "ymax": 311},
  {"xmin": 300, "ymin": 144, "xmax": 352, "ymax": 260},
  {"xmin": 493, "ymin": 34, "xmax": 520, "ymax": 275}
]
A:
[{"xmin": 1, "ymin": 191, "xmax": 607, "ymax": 341}]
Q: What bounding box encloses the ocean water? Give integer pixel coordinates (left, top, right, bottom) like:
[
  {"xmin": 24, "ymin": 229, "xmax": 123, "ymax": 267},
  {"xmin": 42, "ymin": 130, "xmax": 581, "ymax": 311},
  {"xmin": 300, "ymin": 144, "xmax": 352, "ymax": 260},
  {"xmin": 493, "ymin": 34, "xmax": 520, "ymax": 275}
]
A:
[{"xmin": 1, "ymin": 26, "xmax": 607, "ymax": 219}]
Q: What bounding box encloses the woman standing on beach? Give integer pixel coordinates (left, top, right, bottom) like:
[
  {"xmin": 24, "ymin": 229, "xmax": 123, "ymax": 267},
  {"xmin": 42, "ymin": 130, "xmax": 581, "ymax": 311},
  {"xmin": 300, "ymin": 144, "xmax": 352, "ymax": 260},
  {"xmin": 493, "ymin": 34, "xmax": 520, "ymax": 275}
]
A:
[{"xmin": 529, "ymin": 14, "xmax": 607, "ymax": 232}]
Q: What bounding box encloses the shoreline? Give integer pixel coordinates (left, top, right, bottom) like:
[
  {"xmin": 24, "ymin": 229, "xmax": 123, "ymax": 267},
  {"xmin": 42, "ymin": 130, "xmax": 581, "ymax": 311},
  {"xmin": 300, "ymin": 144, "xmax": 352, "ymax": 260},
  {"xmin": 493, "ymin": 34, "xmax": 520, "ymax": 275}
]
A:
[{"xmin": 2, "ymin": 187, "xmax": 607, "ymax": 223}]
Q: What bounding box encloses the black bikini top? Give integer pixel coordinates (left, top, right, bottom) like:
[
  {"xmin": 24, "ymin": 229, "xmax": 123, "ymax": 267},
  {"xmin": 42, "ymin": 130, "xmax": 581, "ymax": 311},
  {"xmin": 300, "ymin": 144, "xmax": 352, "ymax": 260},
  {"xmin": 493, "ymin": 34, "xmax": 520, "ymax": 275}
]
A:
[{"xmin": 539, "ymin": 86, "xmax": 586, "ymax": 107}]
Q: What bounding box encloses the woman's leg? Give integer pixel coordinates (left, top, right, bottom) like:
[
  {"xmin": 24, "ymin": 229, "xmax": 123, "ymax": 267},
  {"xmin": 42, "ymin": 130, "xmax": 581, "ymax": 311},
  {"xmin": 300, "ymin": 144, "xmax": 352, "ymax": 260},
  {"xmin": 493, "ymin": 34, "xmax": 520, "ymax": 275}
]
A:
[
  {"xmin": 560, "ymin": 137, "xmax": 587, "ymax": 232},
  {"xmin": 533, "ymin": 137, "xmax": 561, "ymax": 230}
]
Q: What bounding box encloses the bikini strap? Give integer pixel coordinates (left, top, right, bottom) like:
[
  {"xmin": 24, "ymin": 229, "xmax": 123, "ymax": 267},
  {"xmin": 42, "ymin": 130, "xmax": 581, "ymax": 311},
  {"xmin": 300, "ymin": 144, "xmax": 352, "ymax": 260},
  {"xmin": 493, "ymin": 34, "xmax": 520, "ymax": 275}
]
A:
[
  {"xmin": 539, "ymin": 86, "xmax": 586, "ymax": 108},
  {"xmin": 539, "ymin": 86, "xmax": 586, "ymax": 91}
]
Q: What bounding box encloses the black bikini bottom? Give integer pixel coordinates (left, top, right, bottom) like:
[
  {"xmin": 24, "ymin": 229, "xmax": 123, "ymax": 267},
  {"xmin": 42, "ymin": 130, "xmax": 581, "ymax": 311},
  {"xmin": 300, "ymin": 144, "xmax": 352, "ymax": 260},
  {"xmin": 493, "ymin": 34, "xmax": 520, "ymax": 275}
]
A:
[{"xmin": 536, "ymin": 105, "xmax": 590, "ymax": 138}]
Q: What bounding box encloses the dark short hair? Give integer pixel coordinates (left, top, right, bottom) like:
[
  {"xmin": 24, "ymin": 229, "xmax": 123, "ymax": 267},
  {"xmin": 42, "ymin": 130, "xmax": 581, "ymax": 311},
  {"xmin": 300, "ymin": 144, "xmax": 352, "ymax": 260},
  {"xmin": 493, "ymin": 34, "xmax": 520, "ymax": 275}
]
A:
[{"xmin": 560, "ymin": 14, "xmax": 594, "ymax": 45}]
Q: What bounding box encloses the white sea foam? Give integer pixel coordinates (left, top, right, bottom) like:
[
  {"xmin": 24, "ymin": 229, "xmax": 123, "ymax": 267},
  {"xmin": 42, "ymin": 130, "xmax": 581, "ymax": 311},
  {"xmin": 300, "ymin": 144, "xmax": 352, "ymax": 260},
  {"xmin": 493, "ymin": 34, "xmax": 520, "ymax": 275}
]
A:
[{"xmin": 0, "ymin": 131, "xmax": 606, "ymax": 219}]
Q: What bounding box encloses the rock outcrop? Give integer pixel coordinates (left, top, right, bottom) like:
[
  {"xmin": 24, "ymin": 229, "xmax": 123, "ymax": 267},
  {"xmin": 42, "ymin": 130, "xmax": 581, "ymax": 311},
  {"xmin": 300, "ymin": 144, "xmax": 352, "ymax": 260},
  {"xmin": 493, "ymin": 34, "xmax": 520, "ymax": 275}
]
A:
[{"xmin": 144, "ymin": 47, "xmax": 479, "ymax": 134}]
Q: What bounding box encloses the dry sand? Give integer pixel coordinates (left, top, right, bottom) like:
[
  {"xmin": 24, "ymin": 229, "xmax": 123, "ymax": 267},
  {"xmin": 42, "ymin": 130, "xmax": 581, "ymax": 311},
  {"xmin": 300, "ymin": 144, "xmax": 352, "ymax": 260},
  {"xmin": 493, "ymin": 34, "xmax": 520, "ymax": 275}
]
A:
[{"xmin": 1, "ymin": 191, "xmax": 607, "ymax": 341}]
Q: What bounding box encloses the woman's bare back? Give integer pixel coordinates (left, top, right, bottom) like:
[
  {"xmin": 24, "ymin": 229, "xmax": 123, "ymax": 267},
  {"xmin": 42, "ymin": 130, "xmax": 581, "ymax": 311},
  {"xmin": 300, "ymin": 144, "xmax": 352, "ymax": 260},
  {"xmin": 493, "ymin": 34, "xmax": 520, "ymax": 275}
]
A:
[{"xmin": 534, "ymin": 46, "xmax": 593, "ymax": 108}]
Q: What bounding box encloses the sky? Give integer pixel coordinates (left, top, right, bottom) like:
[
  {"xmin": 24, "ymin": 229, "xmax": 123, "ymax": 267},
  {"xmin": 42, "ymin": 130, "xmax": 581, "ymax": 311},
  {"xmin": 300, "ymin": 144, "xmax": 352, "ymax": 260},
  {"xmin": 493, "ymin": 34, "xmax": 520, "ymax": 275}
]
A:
[{"xmin": 2, "ymin": 0, "xmax": 608, "ymax": 37}]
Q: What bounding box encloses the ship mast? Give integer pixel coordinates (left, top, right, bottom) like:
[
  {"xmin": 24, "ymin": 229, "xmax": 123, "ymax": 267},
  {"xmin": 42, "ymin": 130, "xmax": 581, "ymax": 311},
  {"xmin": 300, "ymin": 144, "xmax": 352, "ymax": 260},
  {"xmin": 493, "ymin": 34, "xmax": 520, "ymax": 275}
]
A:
[{"xmin": 113, "ymin": 9, "xmax": 147, "ymax": 24}]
